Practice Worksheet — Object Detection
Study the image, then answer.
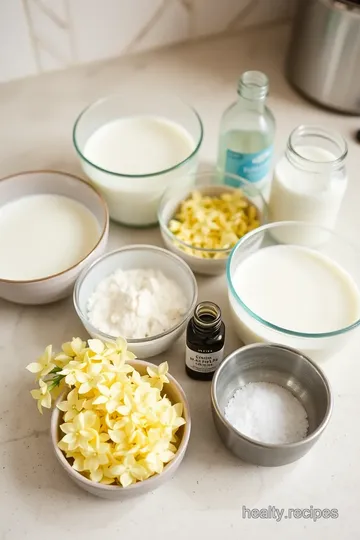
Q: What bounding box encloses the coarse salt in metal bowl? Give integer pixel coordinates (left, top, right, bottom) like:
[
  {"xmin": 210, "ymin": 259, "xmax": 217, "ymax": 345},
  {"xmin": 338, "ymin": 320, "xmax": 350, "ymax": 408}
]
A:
[{"xmin": 211, "ymin": 343, "xmax": 332, "ymax": 467}]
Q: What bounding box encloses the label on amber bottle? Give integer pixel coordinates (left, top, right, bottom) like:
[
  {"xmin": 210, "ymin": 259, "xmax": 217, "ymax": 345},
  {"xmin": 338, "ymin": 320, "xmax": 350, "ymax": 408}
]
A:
[{"xmin": 185, "ymin": 346, "xmax": 225, "ymax": 373}]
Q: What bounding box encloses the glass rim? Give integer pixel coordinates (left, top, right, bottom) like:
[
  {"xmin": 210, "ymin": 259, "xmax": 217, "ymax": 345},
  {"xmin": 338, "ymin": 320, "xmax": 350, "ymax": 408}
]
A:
[
  {"xmin": 157, "ymin": 172, "xmax": 267, "ymax": 255},
  {"xmin": 240, "ymin": 70, "xmax": 269, "ymax": 88},
  {"xmin": 287, "ymin": 125, "xmax": 348, "ymax": 166},
  {"xmin": 72, "ymin": 93, "xmax": 204, "ymax": 179},
  {"xmin": 73, "ymin": 245, "xmax": 198, "ymax": 344},
  {"xmin": 238, "ymin": 70, "xmax": 269, "ymax": 99},
  {"xmin": 226, "ymin": 221, "xmax": 360, "ymax": 339}
]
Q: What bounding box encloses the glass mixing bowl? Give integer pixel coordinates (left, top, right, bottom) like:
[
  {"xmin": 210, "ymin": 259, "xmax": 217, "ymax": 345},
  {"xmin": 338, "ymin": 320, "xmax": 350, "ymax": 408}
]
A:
[
  {"xmin": 226, "ymin": 221, "xmax": 360, "ymax": 362},
  {"xmin": 158, "ymin": 170, "xmax": 267, "ymax": 276},
  {"xmin": 73, "ymin": 93, "xmax": 203, "ymax": 227}
]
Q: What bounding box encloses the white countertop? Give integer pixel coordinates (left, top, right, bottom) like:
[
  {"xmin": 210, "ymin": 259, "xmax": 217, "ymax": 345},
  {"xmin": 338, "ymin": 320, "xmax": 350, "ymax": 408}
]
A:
[{"xmin": 1, "ymin": 23, "xmax": 360, "ymax": 540}]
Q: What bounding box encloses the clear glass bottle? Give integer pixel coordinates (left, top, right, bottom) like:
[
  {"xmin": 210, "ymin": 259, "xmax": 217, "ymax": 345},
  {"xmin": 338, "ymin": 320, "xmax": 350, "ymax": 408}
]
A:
[
  {"xmin": 217, "ymin": 71, "xmax": 275, "ymax": 190},
  {"xmin": 269, "ymin": 125, "xmax": 348, "ymax": 230}
]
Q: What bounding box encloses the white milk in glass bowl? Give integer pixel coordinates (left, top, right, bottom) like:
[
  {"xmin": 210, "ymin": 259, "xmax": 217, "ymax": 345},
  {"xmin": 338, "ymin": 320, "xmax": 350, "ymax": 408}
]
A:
[
  {"xmin": 226, "ymin": 222, "xmax": 360, "ymax": 362},
  {"xmin": 73, "ymin": 93, "xmax": 203, "ymax": 227}
]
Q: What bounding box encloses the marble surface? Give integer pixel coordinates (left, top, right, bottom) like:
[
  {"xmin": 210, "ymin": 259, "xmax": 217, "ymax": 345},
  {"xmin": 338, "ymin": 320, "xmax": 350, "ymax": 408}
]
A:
[
  {"xmin": 1, "ymin": 0, "xmax": 296, "ymax": 82},
  {"xmin": 1, "ymin": 23, "xmax": 360, "ymax": 540}
]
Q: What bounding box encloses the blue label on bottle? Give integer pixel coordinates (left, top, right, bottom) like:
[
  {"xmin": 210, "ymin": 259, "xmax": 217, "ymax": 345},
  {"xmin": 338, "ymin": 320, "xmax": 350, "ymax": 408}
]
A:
[{"xmin": 224, "ymin": 146, "xmax": 273, "ymax": 185}]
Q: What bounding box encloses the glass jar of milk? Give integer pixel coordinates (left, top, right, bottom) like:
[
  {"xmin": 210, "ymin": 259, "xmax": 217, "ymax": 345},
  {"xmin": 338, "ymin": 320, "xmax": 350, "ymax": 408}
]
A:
[
  {"xmin": 269, "ymin": 125, "xmax": 348, "ymax": 230},
  {"xmin": 73, "ymin": 94, "xmax": 203, "ymax": 227}
]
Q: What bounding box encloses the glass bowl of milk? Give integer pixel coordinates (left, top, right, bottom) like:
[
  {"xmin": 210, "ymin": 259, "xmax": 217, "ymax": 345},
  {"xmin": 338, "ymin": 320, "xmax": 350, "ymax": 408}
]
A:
[
  {"xmin": 227, "ymin": 221, "xmax": 360, "ymax": 362},
  {"xmin": 73, "ymin": 93, "xmax": 203, "ymax": 227}
]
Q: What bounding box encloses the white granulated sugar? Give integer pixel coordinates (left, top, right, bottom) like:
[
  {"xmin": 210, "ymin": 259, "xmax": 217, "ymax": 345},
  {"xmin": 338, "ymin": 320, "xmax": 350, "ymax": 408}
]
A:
[
  {"xmin": 87, "ymin": 268, "xmax": 188, "ymax": 339},
  {"xmin": 224, "ymin": 382, "xmax": 309, "ymax": 444}
]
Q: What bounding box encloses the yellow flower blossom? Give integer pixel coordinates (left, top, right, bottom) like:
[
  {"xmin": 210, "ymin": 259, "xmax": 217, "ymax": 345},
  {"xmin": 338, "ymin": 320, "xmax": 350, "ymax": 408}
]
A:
[
  {"xmin": 57, "ymin": 388, "xmax": 85, "ymax": 422},
  {"xmin": 27, "ymin": 337, "xmax": 186, "ymax": 487},
  {"xmin": 90, "ymin": 465, "xmax": 116, "ymax": 484},
  {"xmin": 59, "ymin": 410, "xmax": 99, "ymax": 452},
  {"xmin": 83, "ymin": 447, "xmax": 110, "ymax": 474},
  {"xmin": 55, "ymin": 338, "xmax": 87, "ymax": 364},
  {"xmin": 62, "ymin": 337, "xmax": 87, "ymax": 358},
  {"xmin": 109, "ymin": 455, "xmax": 150, "ymax": 487},
  {"xmin": 30, "ymin": 379, "xmax": 52, "ymax": 413},
  {"xmin": 146, "ymin": 361, "xmax": 169, "ymax": 390},
  {"xmin": 26, "ymin": 345, "xmax": 56, "ymax": 379},
  {"xmin": 77, "ymin": 373, "xmax": 106, "ymax": 395},
  {"xmin": 59, "ymin": 360, "xmax": 88, "ymax": 386},
  {"xmin": 92, "ymin": 382, "xmax": 123, "ymax": 413}
]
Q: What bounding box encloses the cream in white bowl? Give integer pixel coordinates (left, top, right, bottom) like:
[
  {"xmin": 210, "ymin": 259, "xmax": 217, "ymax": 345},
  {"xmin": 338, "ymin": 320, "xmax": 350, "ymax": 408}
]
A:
[
  {"xmin": 0, "ymin": 194, "xmax": 100, "ymax": 281},
  {"xmin": 0, "ymin": 171, "xmax": 109, "ymax": 304}
]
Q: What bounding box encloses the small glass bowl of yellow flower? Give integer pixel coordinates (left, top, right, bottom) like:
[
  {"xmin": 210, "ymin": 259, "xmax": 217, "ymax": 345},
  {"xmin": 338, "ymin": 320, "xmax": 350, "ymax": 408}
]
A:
[
  {"xmin": 27, "ymin": 337, "xmax": 190, "ymax": 499},
  {"xmin": 158, "ymin": 170, "xmax": 267, "ymax": 275}
]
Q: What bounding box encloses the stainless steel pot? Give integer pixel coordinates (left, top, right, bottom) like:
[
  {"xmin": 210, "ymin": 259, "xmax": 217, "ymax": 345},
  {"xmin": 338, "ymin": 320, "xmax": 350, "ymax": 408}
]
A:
[{"xmin": 287, "ymin": 0, "xmax": 360, "ymax": 114}]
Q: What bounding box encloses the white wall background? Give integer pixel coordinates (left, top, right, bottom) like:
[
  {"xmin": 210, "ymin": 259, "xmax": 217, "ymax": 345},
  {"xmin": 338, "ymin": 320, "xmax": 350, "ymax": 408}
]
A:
[{"xmin": 1, "ymin": 0, "xmax": 296, "ymax": 83}]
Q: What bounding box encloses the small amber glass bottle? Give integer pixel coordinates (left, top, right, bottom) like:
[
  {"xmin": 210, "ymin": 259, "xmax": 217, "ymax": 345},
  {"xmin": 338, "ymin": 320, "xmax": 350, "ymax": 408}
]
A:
[{"xmin": 185, "ymin": 301, "xmax": 225, "ymax": 381}]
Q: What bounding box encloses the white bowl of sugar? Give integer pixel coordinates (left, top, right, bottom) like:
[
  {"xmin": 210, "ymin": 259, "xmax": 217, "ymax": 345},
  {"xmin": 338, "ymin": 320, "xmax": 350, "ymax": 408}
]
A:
[{"xmin": 73, "ymin": 245, "xmax": 198, "ymax": 358}]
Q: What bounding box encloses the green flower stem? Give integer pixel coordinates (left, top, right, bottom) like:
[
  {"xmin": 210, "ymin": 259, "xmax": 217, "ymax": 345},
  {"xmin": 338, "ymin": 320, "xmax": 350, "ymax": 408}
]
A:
[{"xmin": 47, "ymin": 374, "xmax": 65, "ymax": 392}]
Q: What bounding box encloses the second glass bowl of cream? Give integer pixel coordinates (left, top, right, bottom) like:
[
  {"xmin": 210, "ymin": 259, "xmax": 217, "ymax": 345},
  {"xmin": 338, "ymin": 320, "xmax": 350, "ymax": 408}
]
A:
[
  {"xmin": 73, "ymin": 93, "xmax": 203, "ymax": 227},
  {"xmin": 227, "ymin": 221, "xmax": 360, "ymax": 362}
]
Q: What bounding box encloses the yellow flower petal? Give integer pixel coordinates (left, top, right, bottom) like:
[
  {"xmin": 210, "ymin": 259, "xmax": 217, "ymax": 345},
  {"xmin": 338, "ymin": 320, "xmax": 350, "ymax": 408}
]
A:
[
  {"xmin": 109, "ymin": 430, "xmax": 125, "ymax": 444},
  {"xmin": 92, "ymin": 396, "xmax": 108, "ymax": 405},
  {"xmin": 26, "ymin": 362, "xmax": 43, "ymax": 374},
  {"xmin": 90, "ymin": 468, "xmax": 103, "ymax": 483},
  {"xmin": 75, "ymin": 371, "xmax": 88, "ymax": 384},
  {"xmin": 41, "ymin": 393, "xmax": 51, "ymax": 409},
  {"xmin": 78, "ymin": 382, "xmax": 92, "ymax": 394},
  {"xmin": 158, "ymin": 362, "xmax": 169, "ymax": 376},
  {"xmin": 88, "ymin": 339, "xmax": 105, "ymax": 355},
  {"xmin": 120, "ymin": 472, "xmax": 134, "ymax": 487}
]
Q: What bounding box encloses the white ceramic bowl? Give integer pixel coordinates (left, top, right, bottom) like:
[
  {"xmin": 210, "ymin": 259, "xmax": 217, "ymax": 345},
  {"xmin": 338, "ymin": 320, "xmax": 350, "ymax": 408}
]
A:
[
  {"xmin": 158, "ymin": 171, "xmax": 266, "ymax": 276},
  {"xmin": 51, "ymin": 359, "xmax": 191, "ymax": 499},
  {"xmin": 73, "ymin": 245, "xmax": 198, "ymax": 358},
  {"xmin": 0, "ymin": 170, "xmax": 109, "ymax": 305}
]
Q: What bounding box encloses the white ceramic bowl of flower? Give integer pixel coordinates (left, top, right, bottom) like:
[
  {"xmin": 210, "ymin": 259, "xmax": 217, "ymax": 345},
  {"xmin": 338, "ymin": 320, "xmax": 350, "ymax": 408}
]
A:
[{"xmin": 27, "ymin": 337, "xmax": 191, "ymax": 499}]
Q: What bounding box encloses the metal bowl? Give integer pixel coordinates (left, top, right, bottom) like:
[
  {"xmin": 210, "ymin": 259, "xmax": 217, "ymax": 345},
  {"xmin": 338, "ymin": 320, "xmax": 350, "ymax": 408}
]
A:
[{"xmin": 211, "ymin": 343, "xmax": 332, "ymax": 467}]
